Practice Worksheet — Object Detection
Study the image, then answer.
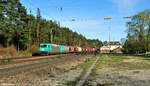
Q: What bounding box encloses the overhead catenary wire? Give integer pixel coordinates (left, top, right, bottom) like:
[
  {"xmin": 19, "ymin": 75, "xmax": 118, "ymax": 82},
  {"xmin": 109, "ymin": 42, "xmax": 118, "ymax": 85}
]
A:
[{"xmin": 22, "ymin": 0, "xmax": 150, "ymax": 22}]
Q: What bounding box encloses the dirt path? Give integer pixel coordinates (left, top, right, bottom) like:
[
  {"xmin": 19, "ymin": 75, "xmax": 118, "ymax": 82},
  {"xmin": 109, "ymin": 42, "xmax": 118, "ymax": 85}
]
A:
[
  {"xmin": 76, "ymin": 57, "xmax": 99, "ymax": 86},
  {"xmin": 86, "ymin": 55, "xmax": 150, "ymax": 86}
]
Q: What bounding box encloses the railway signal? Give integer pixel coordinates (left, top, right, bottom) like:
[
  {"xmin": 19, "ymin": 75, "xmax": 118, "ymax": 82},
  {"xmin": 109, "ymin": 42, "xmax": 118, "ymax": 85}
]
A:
[
  {"xmin": 140, "ymin": 16, "xmax": 149, "ymax": 19},
  {"xmin": 122, "ymin": 16, "xmax": 149, "ymax": 19},
  {"xmin": 104, "ymin": 18, "xmax": 112, "ymax": 20},
  {"xmin": 122, "ymin": 16, "xmax": 131, "ymax": 19}
]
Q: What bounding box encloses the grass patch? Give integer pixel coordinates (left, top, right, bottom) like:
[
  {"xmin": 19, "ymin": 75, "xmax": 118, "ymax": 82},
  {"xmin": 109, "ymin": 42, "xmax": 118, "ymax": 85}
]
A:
[
  {"xmin": 80, "ymin": 54, "xmax": 150, "ymax": 85},
  {"xmin": 70, "ymin": 66, "xmax": 78, "ymax": 70},
  {"xmin": 1, "ymin": 59, "xmax": 6, "ymax": 63},
  {"xmin": 89, "ymin": 54, "xmax": 150, "ymax": 77},
  {"xmin": 90, "ymin": 54, "xmax": 150, "ymax": 77},
  {"xmin": 115, "ymin": 62, "xmax": 150, "ymax": 70},
  {"xmin": 0, "ymin": 58, "xmax": 12, "ymax": 63},
  {"xmin": 78, "ymin": 56, "xmax": 97, "ymax": 76}
]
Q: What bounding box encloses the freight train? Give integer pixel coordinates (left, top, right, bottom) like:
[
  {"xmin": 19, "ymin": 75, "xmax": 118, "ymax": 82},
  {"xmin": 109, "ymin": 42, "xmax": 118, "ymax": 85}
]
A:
[{"xmin": 37, "ymin": 43, "xmax": 98, "ymax": 55}]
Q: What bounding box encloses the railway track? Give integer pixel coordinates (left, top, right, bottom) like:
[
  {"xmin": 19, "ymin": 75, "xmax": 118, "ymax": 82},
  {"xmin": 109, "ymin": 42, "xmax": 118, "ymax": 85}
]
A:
[
  {"xmin": 0, "ymin": 54, "xmax": 91, "ymax": 79},
  {"xmin": 0, "ymin": 54, "xmax": 74, "ymax": 66}
]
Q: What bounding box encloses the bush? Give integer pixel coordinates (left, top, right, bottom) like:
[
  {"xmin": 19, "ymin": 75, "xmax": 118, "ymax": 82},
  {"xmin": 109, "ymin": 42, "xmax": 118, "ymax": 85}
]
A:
[
  {"xmin": 7, "ymin": 45, "xmax": 17, "ymax": 56},
  {"xmin": 0, "ymin": 45, "xmax": 32, "ymax": 59},
  {"xmin": 31, "ymin": 44, "xmax": 39, "ymax": 56},
  {"xmin": 0, "ymin": 45, "xmax": 17, "ymax": 59}
]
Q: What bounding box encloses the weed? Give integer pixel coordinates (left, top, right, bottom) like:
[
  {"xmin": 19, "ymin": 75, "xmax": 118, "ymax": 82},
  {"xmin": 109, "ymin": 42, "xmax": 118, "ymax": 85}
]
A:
[
  {"xmin": 1, "ymin": 59, "xmax": 6, "ymax": 63},
  {"xmin": 64, "ymin": 69, "xmax": 69, "ymax": 72},
  {"xmin": 44, "ymin": 77, "xmax": 49, "ymax": 80},
  {"xmin": 55, "ymin": 67, "xmax": 61, "ymax": 70},
  {"xmin": 7, "ymin": 58, "xmax": 12, "ymax": 62},
  {"xmin": 70, "ymin": 66, "xmax": 77, "ymax": 70},
  {"xmin": 133, "ymin": 71, "xmax": 140, "ymax": 74}
]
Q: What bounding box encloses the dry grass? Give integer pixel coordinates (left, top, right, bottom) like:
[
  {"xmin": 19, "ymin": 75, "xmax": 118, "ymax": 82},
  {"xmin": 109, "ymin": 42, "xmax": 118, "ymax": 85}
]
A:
[
  {"xmin": 0, "ymin": 45, "xmax": 32, "ymax": 60},
  {"xmin": 31, "ymin": 44, "xmax": 39, "ymax": 53}
]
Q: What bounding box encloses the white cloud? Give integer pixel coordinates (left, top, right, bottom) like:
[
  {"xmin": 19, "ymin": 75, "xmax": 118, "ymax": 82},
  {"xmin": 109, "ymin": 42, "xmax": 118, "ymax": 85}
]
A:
[
  {"xmin": 113, "ymin": 0, "xmax": 135, "ymax": 7},
  {"xmin": 110, "ymin": 0, "xmax": 141, "ymax": 14}
]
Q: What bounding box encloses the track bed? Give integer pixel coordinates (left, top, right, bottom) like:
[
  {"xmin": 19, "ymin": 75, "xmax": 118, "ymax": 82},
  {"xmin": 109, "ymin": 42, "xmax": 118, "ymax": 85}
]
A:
[{"xmin": 0, "ymin": 54, "xmax": 93, "ymax": 86}]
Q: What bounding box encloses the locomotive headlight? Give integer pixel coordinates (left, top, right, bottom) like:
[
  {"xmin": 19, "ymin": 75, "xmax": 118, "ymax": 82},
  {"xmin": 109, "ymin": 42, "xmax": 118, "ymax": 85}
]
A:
[{"xmin": 41, "ymin": 48, "xmax": 45, "ymax": 51}]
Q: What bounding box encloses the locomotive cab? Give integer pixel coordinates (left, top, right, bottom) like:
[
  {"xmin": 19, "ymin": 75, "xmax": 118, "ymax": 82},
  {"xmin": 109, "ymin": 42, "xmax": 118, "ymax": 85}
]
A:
[{"xmin": 39, "ymin": 43, "xmax": 51, "ymax": 55}]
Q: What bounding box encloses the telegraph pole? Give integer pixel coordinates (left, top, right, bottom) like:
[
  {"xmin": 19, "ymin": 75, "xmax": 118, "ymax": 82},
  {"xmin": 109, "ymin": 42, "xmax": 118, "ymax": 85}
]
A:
[
  {"xmin": 36, "ymin": 8, "xmax": 41, "ymax": 45},
  {"xmin": 28, "ymin": 9, "xmax": 32, "ymax": 50},
  {"xmin": 50, "ymin": 29, "xmax": 53, "ymax": 43},
  {"xmin": 108, "ymin": 21, "xmax": 111, "ymax": 43}
]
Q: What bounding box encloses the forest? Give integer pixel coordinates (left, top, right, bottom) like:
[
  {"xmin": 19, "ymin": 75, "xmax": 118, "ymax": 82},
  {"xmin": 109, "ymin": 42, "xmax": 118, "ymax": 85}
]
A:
[
  {"xmin": 2, "ymin": 0, "xmax": 150, "ymax": 55},
  {"xmin": 123, "ymin": 10, "xmax": 150, "ymax": 54},
  {"xmin": 0, "ymin": 0, "xmax": 103, "ymax": 52}
]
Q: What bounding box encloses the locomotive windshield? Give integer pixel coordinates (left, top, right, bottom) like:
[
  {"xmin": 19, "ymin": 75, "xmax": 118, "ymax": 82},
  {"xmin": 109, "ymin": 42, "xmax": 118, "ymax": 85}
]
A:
[{"xmin": 40, "ymin": 45, "xmax": 47, "ymax": 48}]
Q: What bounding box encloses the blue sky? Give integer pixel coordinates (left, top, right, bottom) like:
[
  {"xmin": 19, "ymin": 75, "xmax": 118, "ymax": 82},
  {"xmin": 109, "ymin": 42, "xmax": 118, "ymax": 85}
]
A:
[{"xmin": 20, "ymin": 0, "xmax": 150, "ymax": 42}]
